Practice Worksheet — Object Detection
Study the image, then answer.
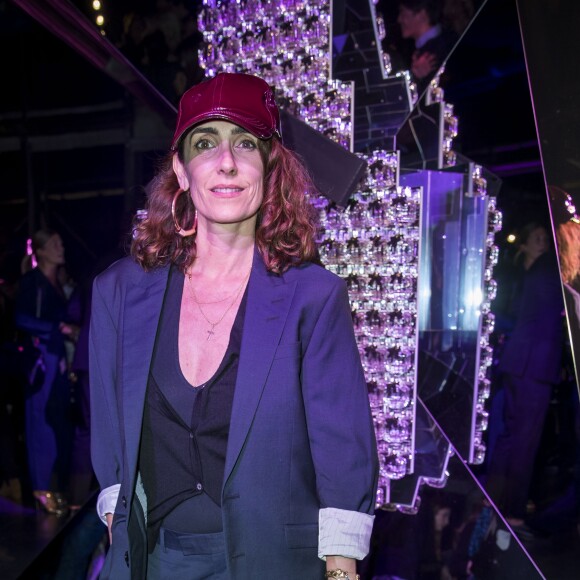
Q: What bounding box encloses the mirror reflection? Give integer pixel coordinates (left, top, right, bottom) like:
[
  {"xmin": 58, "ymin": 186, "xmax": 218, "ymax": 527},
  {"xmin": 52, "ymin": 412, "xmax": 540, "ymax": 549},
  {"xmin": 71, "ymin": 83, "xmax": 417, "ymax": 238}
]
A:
[
  {"xmin": 400, "ymin": 1, "xmax": 580, "ymax": 576},
  {"xmin": 483, "ymin": 222, "xmax": 564, "ymax": 528},
  {"xmin": 364, "ymin": 401, "xmax": 542, "ymax": 580},
  {"xmin": 514, "ymin": 0, "xmax": 580, "ymax": 389},
  {"xmin": 375, "ymin": 0, "xmax": 482, "ymax": 94},
  {"xmin": 506, "ymin": 1, "xmax": 580, "ymax": 576},
  {"xmin": 463, "ymin": 197, "xmax": 580, "ymax": 577},
  {"xmin": 401, "ymin": 168, "xmax": 489, "ymax": 462},
  {"xmin": 549, "ymin": 187, "xmax": 580, "ymax": 388}
]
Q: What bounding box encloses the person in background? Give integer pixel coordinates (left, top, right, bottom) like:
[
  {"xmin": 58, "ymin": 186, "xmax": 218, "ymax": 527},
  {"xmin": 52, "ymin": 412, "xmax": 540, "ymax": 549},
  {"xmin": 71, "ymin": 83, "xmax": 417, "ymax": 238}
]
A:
[
  {"xmin": 397, "ymin": 0, "xmax": 457, "ymax": 89},
  {"xmin": 15, "ymin": 229, "xmax": 80, "ymax": 515},
  {"xmin": 485, "ymin": 222, "xmax": 564, "ymax": 536},
  {"xmin": 442, "ymin": 0, "xmax": 474, "ymax": 36},
  {"xmin": 69, "ymin": 227, "xmax": 129, "ymax": 509},
  {"xmin": 550, "ymin": 186, "xmax": 580, "ymax": 351},
  {"xmin": 90, "ymin": 72, "xmax": 378, "ymax": 579},
  {"xmin": 542, "ymin": 186, "xmax": 580, "ymax": 538}
]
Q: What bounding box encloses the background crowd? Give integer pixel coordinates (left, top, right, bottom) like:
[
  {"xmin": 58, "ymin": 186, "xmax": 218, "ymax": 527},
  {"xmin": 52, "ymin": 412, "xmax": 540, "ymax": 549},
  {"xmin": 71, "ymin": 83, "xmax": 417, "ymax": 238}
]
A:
[{"xmin": 106, "ymin": 0, "xmax": 205, "ymax": 104}]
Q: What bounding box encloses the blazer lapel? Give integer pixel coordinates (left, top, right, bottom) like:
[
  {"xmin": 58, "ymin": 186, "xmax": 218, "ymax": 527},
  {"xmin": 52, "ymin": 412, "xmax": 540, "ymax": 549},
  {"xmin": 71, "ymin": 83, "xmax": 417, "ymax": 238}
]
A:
[
  {"xmin": 122, "ymin": 265, "xmax": 170, "ymax": 483},
  {"xmin": 224, "ymin": 252, "xmax": 297, "ymax": 488}
]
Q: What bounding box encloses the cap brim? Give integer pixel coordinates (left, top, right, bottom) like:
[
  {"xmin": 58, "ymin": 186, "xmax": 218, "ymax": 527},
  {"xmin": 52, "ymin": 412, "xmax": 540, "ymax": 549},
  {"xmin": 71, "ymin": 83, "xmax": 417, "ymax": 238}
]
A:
[{"xmin": 171, "ymin": 111, "xmax": 280, "ymax": 150}]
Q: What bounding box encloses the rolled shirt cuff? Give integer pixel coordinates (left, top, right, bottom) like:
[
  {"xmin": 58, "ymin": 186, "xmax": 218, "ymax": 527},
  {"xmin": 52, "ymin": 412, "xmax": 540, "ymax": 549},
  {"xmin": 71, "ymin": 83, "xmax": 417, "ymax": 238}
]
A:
[
  {"xmin": 318, "ymin": 507, "xmax": 375, "ymax": 561},
  {"xmin": 96, "ymin": 483, "xmax": 121, "ymax": 525}
]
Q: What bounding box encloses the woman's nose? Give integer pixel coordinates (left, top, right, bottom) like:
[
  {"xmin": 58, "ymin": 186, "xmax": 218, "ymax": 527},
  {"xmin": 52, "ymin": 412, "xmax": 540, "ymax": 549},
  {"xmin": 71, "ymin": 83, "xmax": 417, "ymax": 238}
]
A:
[{"xmin": 217, "ymin": 145, "xmax": 237, "ymax": 175}]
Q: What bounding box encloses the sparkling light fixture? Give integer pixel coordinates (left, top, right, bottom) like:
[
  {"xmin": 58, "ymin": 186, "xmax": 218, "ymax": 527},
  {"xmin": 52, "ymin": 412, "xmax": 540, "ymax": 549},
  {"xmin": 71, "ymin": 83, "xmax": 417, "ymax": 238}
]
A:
[
  {"xmin": 314, "ymin": 160, "xmax": 421, "ymax": 505},
  {"xmin": 194, "ymin": 0, "xmax": 501, "ymax": 507},
  {"xmin": 474, "ymin": 188, "xmax": 502, "ymax": 463},
  {"xmin": 91, "ymin": 0, "xmax": 105, "ymax": 34}
]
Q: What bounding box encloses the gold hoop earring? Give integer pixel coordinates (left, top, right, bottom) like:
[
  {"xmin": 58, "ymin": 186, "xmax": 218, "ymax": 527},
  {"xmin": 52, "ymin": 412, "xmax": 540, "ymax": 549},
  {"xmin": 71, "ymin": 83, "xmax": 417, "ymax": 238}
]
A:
[{"xmin": 171, "ymin": 189, "xmax": 197, "ymax": 237}]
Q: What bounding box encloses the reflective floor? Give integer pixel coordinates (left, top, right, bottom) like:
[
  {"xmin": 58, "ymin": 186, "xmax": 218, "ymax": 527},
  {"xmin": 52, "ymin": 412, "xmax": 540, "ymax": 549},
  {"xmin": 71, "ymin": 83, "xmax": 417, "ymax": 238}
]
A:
[
  {"xmin": 1, "ymin": 488, "xmax": 578, "ymax": 579},
  {"xmin": 0, "ymin": 494, "xmax": 105, "ymax": 580}
]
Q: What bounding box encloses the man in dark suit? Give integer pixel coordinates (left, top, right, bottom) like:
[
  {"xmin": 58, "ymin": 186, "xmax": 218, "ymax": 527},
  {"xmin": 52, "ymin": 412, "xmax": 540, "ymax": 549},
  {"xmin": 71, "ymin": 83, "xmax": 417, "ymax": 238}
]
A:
[
  {"xmin": 397, "ymin": 0, "xmax": 457, "ymax": 92},
  {"xmin": 486, "ymin": 225, "xmax": 564, "ymax": 532}
]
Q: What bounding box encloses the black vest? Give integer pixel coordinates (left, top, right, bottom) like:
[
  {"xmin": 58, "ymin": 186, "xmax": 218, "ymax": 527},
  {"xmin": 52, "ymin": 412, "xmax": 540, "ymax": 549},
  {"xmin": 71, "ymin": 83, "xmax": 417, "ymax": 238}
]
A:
[{"xmin": 139, "ymin": 266, "xmax": 247, "ymax": 547}]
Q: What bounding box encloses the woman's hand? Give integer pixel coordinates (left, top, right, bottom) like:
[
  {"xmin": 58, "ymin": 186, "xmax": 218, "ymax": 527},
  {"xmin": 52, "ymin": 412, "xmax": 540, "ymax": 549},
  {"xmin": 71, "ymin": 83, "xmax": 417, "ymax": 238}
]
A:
[
  {"xmin": 105, "ymin": 513, "xmax": 113, "ymax": 544},
  {"xmin": 59, "ymin": 322, "xmax": 80, "ymax": 342},
  {"xmin": 326, "ymin": 556, "xmax": 357, "ymax": 579}
]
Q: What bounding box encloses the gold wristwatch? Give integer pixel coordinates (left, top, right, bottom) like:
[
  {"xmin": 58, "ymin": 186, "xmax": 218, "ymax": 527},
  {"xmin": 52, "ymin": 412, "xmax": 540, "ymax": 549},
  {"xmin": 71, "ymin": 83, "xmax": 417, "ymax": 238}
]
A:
[{"xmin": 325, "ymin": 570, "xmax": 360, "ymax": 580}]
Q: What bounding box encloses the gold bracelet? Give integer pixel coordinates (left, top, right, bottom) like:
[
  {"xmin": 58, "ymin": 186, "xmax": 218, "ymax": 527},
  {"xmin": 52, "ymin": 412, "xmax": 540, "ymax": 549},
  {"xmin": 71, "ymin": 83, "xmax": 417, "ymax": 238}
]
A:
[{"xmin": 325, "ymin": 570, "xmax": 360, "ymax": 580}]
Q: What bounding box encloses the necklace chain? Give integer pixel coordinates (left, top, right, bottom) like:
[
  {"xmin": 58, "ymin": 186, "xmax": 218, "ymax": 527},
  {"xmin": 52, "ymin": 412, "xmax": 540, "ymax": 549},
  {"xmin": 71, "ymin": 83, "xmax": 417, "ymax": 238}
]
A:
[
  {"xmin": 188, "ymin": 291, "xmax": 236, "ymax": 305},
  {"xmin": 187, "ymin": 269, "xmax": 250, "ymax": 340}
]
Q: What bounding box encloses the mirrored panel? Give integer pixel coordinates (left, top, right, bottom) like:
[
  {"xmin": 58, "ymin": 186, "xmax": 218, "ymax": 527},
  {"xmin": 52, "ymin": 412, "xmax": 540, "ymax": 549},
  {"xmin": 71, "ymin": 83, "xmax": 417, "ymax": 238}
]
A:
[
  {"xmin": 470, "ymin": 3, "xmax": 580, "ymax": 577},
  {"xmin": 386, "ymin": 399, "xmax": 452, "ymax": 509},
  {"xmin": 516, "ymin": 0, "xmax": 580, "ymax": 391},
  {"xmin": 372, "ymin": 0, "xmax": 485, "ymax": 96},
  {"xmin": 332, "ymin": 0, "xmax": 414, "ymax": 150},
  {"xmin": 331, "ymin": 0, "xmax": 486, "ymax": 151},
  {"xmin": 401, "ymin": 168, "xmax": 496, "ymax": 463},
  {"xmin": 363, "ymin": 400, "xmax": 543, "ymax": 579}
]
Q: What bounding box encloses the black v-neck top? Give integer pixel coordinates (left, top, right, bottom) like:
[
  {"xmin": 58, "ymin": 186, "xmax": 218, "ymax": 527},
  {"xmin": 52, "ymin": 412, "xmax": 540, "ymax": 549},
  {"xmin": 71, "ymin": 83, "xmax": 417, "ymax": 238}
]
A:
[{"xmin": 139, "ymin": 266, "xmax": 247, "ymax": 548}]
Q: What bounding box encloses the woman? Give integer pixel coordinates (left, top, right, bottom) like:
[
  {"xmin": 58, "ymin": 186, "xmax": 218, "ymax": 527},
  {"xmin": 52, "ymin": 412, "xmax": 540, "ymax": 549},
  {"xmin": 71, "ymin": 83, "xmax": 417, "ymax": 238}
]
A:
[
  {"xmin": 550, "ymin": 187, "xmax": 580, "ymax": 370},
  {"xmin": 15, "ymin": 229, "xmax": 79, "ymax": 514},
  {"xmin": 90, "ymin": 73, "xmax": 378, "ymax": 579}
]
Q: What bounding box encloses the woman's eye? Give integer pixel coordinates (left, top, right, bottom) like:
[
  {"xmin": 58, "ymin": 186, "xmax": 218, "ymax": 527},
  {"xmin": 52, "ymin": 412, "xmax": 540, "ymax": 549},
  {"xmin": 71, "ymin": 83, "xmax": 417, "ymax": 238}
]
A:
[
  {"xmin": 194, "ymin": 138, "xmax": 214, "ymax": 150},
  {"xmin": 237, "ymin": 138, "xmax": 257, "ymax": 150}
]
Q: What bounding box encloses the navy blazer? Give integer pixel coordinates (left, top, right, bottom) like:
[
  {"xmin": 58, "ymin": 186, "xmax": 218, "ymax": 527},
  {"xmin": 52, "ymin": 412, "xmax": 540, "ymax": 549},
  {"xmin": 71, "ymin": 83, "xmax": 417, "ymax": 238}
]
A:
[
  {"xmin": 89, "ymin": 250, "xmax": 378, "ymax": 579},
  {"xmin": 498, "ymin": 251, "xmax": 564, "ymax": 384}
]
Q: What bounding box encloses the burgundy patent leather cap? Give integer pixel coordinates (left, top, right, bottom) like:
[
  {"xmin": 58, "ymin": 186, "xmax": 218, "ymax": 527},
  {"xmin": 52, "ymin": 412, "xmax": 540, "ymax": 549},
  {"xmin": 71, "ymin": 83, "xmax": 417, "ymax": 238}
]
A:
[{"xmin": 171, "ymin": 73, "xmax": 281, "ymax": 149}]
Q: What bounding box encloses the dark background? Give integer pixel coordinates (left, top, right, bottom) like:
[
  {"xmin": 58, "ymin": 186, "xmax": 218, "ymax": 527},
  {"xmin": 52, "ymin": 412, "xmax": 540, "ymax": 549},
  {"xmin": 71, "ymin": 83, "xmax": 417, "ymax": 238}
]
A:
[{"xmin": 0, "ymin": 0, "xmax": 549, "ymax": 284}]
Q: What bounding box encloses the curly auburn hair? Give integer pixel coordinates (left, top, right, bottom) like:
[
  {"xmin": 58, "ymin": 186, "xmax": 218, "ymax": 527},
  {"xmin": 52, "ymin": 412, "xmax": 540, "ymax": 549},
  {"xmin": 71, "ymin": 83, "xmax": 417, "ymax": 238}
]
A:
[
  {"xmin": 131, "ymin": 137, "xmax": 319, "ymax": 274},
  {"xmin": 556, "ymin": 220, "xmax": 580, "ymax": 285}
]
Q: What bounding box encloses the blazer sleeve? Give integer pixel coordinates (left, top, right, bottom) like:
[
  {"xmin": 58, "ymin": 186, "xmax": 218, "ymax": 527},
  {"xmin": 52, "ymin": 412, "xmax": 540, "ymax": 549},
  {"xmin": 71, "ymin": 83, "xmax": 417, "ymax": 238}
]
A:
[
  {"xmin": 89, "ymin": 275, "xmax": 123, "ymax": 500},
  {"xmin": 301, "ymin": 277, "xmax": 378, "ymax": 553},
  {"xmin": 15, "ymin": 273, "xmax": 61, "ymax": 343}
]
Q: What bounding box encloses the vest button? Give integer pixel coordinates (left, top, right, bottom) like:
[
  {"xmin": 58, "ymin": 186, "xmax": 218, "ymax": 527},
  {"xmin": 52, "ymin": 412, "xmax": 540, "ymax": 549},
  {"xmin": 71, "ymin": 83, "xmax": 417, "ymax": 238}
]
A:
[
  {"xmin": 124, "ymin": 551, "xmax": 129, "ymax": 567},
  {"xmin": 122, "ymin": 496, "xmax": 127, "ymax": 508},
  {"xmin": 196, "ymin": 483, "xmax": 203, "ymax": 491}
]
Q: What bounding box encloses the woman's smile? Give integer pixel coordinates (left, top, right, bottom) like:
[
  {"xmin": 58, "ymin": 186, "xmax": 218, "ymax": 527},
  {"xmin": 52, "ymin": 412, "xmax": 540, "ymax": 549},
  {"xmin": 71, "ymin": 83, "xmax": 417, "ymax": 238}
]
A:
[{"xmin": 209, "ymin": 184, "xmax": 246, "ymax": 197}]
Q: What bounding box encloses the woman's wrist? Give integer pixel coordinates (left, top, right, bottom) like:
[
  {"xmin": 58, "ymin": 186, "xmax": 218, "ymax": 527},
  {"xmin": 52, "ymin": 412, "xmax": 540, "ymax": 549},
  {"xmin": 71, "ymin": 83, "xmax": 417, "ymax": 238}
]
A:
[
  {"xmin": 325, "ymin": 556, "xmax": 358, "ymax": 579},
  {"xmin": 324, "ymin": 570, "xmax": 360, "ymax": 580}
]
